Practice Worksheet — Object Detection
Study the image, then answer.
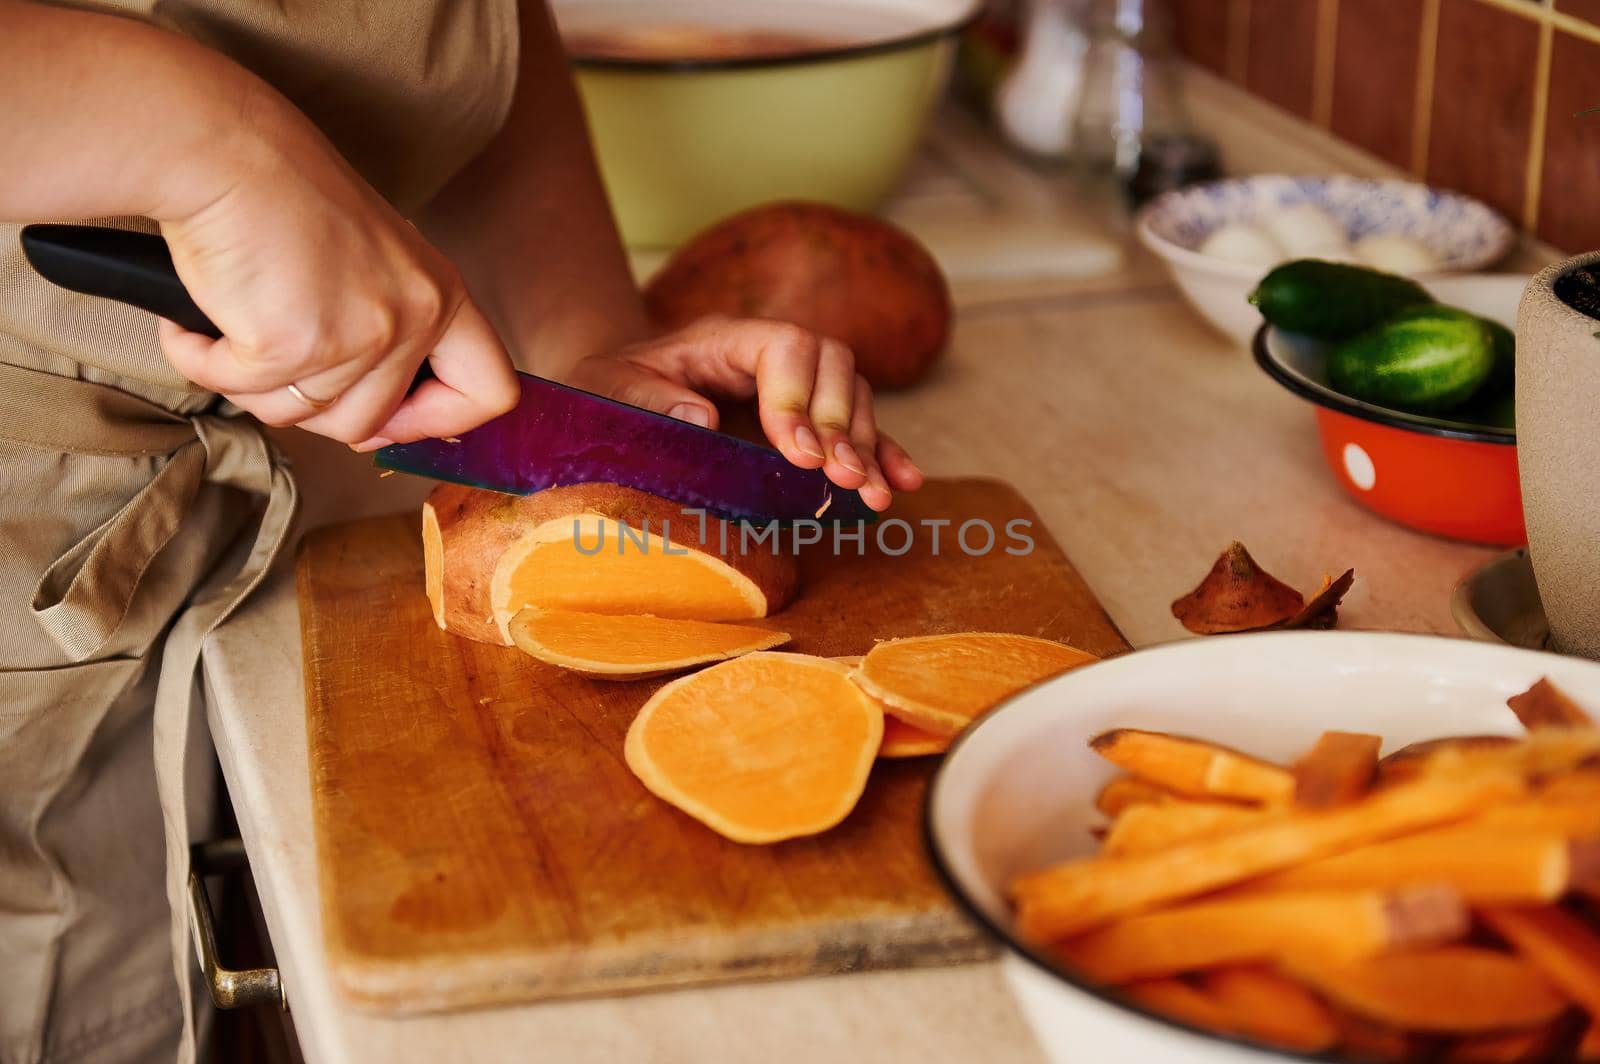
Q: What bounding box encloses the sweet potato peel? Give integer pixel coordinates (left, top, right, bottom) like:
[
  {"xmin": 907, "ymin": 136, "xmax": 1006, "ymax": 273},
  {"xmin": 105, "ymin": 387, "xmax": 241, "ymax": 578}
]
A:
[
  {"xmin": 1171, "ymin": 543, "xmax": 1304, "ymax": 634},
  {"xmin": 1171, "ymin": 544, "xmax": 1356, "ymax": 635}
]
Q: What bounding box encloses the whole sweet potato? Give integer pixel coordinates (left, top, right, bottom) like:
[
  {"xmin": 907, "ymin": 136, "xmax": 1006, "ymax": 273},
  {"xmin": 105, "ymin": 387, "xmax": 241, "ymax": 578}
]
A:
[{"xmin": 644, "ymin": 201, "xmax": 952, "ymax": 390}]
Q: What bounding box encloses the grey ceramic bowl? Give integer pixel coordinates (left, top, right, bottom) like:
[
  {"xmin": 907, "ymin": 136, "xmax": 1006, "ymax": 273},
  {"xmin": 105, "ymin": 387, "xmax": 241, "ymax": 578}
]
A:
[{"xmin": 1517, "ymin": 254, "xmax": 1600, "ymax": 661}]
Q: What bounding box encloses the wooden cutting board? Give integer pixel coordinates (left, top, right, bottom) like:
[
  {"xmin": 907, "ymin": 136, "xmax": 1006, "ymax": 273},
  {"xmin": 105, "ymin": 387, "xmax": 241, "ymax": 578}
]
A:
[{"xmin": 299, "ymin": 477, "xmax": 1128, "ymax": 1013}]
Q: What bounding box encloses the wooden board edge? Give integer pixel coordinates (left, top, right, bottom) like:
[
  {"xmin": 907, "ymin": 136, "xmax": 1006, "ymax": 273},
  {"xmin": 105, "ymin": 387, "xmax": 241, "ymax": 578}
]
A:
[{"xmin": 328, "ymin": 911, "xmax": 998, "ymax": 1015}]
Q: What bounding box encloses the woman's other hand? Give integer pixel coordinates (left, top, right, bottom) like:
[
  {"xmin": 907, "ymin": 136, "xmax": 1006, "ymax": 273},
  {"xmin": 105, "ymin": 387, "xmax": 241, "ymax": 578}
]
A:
[{"xmin": 565, "ymin": 316, "xmax": 924, "ymax": 512}]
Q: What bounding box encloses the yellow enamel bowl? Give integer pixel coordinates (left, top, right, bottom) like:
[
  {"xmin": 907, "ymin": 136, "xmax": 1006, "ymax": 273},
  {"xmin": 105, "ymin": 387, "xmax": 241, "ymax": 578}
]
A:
[{"xmin": 552, "ymin": 0, "xmax": 979, "ymax": 248}]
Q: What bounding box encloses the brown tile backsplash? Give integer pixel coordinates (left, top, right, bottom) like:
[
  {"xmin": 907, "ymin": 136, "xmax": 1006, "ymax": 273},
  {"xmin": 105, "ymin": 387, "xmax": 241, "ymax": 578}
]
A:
[
  {"xmin": 1330, "ymin": 0, "xmax": 1424, "ymax": 168},
  {"xmin": 1168, "ymin": 0, "xmax": 1600, "ymax": 248},
  {"xmin": 1425, "ymin": 0, "xmax": 1540, "ymax": 222},
  {"xmin": 1556, "ymin": 0, "xmax": 1600, "ymax": 26},
  {"xmin": 1537, "ymin": 31, "xmax": 1600, "ymax": 250},
  {"xmin": 1172, "ymin": 0, "xmax": 1230, "ymax": 75},
  {"xmin": 1245, "ymin": 0, "xmax": 1319, "ymax": 118}
]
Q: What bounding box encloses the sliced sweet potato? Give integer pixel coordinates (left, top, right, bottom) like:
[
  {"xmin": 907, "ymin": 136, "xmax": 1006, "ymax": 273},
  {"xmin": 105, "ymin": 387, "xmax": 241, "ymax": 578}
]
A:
[
  {"xmin": 1294, "ymin": 731, "xmax": 1382, "ymax": 808},
  {"xmin": 506, "ymin": 607, "xmax": 788, "ymax": 679},
  {"xmin": 623, "ymin": 653, "xmax": 881, "ymax": 843},
  {"xmin": 1055, "ymin": 886, "xmax": 1465, "ymax": 983},
  {"xmin": 877, "ymin": 716, "xmax": 952, "ymax": 759},
  {"xmin": 1171, "ymin": 542, "xmax": 1305, "ymax": 634},
  {"xmin": 1012, "ymin": 769, "xmax": 1523, "ymax": 940},
  {"xmin": 1089, "ymin": 729, "xmax": 1295, "ymax": 803},
  {"xmin": 1199, "ymin": 966, "xmax": 1340, "ymax": 1053},
  {"xmin": 1094, "ymin": 776, "xmax": 1177, "ymax": 817},
  {"xmin": 1478, "ymin": 905, "xmax": 1600, "ymax": 1017},
  {"xmin": 851, "ymin": 633, "xmax": 1096, "ymax": 737},
  {"xmin": 1281, "ymin": 946, "xmax": 1568, "ymax": 1034},
  {"xmin": 1101, "ymin": 800, "xmax": 1270, "ymax": 857},
  {"xmin": 1237, "ymin": 829, "xmax": 1587, "ymax": 903},
  {"xmin": 1477, "ymin": 795, "xmax": 1600, "ymax": 838},
  {"xmin": 422, "ymin": 482, "xmax": 798, "ymax": 646},
  {"xmin": 1508, "ymin": 678, "xmax": 1596, "ymax": 731}
]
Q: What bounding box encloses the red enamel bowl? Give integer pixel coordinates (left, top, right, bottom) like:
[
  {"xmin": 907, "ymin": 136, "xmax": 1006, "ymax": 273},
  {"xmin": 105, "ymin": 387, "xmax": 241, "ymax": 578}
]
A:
[{"xmin": 1253, "ymin": 274, "xmax": 1529, "ymax": 547}]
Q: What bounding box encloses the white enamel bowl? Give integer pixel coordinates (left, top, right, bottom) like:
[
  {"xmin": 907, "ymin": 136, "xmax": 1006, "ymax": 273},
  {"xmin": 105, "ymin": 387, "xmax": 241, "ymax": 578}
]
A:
[
  {"xmin": 1135, "ymin": 175, "xmax": 1515, "ymax": 346},
  {"xmin": 925, "ymin": 631, "xmax": 1600, "ymax": 1063}
]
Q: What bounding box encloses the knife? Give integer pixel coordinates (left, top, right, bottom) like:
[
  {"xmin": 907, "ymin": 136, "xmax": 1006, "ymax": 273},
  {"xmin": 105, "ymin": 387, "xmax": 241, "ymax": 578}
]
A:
[{"xmin": 19, "ymin": 224, "xmax": 873, "ymax": 523}]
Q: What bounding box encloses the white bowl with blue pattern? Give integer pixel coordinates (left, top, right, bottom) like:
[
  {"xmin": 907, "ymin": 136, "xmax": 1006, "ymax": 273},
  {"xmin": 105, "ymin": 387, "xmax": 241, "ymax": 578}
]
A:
[{"xmin": 1135, "ymin": 174, "xmax": 1515, "ymax": 346}]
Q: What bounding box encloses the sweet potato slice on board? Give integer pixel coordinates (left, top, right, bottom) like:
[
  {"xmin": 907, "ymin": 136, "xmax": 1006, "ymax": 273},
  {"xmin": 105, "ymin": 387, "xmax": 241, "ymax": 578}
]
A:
[
  {"xmin": 1055, "ymin": 887, "xmax": 1464, "ymax": 983},
  {"xmin": 1294, "ymin": 731, "xmax": 1382, "ymax": 808},
  {"xmin": 1089, "ymin": 729, "xmax": 1295, "ymax": 804},
  {"xmin": 1012, "ymin": 770, "xmax": 1522, "ymax": 940},
  {"xmin": 624, "ymin": 653, "xmax": 881, "ymax": 844},
  {"xmin": 507, "ymin": 607, "xmax": 788, "ymax": 679},
  {"xmin": 852, "ymin": 632, "xmax": 1096, "ymax": 737},
  {"xmin": 1282, "ymin": 947, "xmax": 1568, "ymax": 1034},
  {"xmin": 1199, "ymin": 966, "xmax": 1339, "ymax": 1054},
  {"xmin": 877, "ymin": 716, "xmax": 951, "ymax": 759}
]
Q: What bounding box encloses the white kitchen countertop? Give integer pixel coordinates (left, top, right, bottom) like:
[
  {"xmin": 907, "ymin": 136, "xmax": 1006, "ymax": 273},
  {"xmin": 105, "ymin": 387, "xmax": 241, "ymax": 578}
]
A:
[{"xmin": 201, "ymin": 68, "xmax": 1556, "ymax": 1063}]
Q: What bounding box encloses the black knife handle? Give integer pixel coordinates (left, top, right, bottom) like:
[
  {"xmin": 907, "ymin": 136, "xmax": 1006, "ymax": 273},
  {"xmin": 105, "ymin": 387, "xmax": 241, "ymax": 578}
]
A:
[
  {"xmin": 21, "ymin": 224, "xmax": 221, "ymax": 339},
  {"xmin": 19, "ymin": 223, "xmax": 435, "ymax": 391}
]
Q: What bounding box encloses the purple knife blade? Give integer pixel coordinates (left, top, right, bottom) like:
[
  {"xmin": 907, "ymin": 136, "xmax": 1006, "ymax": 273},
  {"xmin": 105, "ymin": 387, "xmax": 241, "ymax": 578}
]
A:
[{"xmin": 375, "ymin": 373, "xmax": 875, "ymax": 524}]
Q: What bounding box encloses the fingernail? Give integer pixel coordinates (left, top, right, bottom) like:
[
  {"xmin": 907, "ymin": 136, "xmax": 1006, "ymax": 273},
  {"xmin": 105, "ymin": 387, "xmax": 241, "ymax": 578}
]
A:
[
  {"xmin": 794, "ymin": 425, "xmax": 824, "ymax": 459},
  {"xmin": 352, "ymin": 437, "xmax": 394, "ymax": 454},
  {"xmin": 668, "ymin": 403, "xmax": 711, "ymax": 428},
  {"xmin": 868, "ymin": 468, "xmax": 890, "ymax": 496},
  {"xmin": 834, "ymin": 441, "xmax": 867, "ymax": 476}
]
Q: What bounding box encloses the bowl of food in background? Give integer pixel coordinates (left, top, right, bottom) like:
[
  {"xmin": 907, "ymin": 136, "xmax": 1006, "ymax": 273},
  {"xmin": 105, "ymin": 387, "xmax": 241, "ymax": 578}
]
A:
[
  {"xmin": 1135, "ymin": 175, "xmax": 1515, "ymax": 345},
  {"xmin": 1253, "ymin": 264, "xmax": 1528, "ymax": 546},
  {"xmin": 926, "ymin": 630, "xmax": 1600, "ymax": 1064},
  {"xmin": 552, "ymin": 0, "xmax": 980, "ymax": 248}
]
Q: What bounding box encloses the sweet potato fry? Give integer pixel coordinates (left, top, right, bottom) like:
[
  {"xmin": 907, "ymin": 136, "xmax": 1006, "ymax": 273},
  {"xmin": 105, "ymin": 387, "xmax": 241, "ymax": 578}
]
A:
[
  {"xmin": 1509, "ymin": 678, "xmax": 1595, "ymax": 731},
  {"xmin": 1055, "ymin": 887, "xmax": 1465, "ymax": 984},
  {"xmin": 1093, "ymin": 775, "xmax": 1176, "ymax": 817},
  {"xmin": 1444, "ymin": 1026, "xmax": 1556, "ymax": 1062},
  {"xmin": 1384, "ymin": 730, "xmax": 1600, "ymax": 787},
  {"xmin": 1380, "ymin": 736, "xmax": 1517, "ymax": 784},
  {"xmin": 1282, "ymin": 946, "xmax": 1568, "ymax": 1034},
  {"xmin": 1295, "ymin": 730, "xmax": 1382, "ymax": 808},
  {"xmin": 1013, "ymin": 770, "xmax": 1522, "ymax": 940},
  {"xmin": 1237, "ymin": 830, "xmax": 1587, "ymax": 903},
  {"xmin": 1475, "ymin": 795, "xmax": 1600, "ymax": 839},
  {"xmin": 1332, "ymin": 1011, "xmax": 1425, "ymax": 1063},
  {"xmin": 1101, "ymin": 800, "xmax": 1270, "ymax": 857},
  {"xmin": 1118, "ymin": 978, "xmax": 1235, "ymax": 1034},
  {"xmin": 1580, "ymin": 1016, "xmax": 1600, "ymax": 1060},
  {"xmin": 1199, "ymin": 966, "xmax": 1339, "ymax": 1053},
  {"xmin": 1089, "ymin": 729, "xmax": 1295, "ymax": 803},
  {"xmin": 1479, "ymin": 905, "xmax": 1600, "ymax": 1017},
  {"xmin": 1540, "ymin": 770, "xmax": 1600, "ymax": 804}
]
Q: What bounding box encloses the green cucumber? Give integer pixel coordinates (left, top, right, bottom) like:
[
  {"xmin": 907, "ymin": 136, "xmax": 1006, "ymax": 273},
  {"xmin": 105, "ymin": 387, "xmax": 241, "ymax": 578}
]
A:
[
  {"xmin": 1251, "ymin": 259, "xmax": 1433, "ymax": 338},
  {"xmin": 1327, "ymin": 306, "xmax": 1496, "ymax": 414}
]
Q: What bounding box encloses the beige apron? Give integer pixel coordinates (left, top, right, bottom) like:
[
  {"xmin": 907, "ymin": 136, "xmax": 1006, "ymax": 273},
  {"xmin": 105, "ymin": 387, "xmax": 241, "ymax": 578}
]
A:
[{"xmin": 0, "ymin": 3, "xmax": 518, "ymax": 1061}]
